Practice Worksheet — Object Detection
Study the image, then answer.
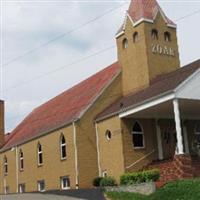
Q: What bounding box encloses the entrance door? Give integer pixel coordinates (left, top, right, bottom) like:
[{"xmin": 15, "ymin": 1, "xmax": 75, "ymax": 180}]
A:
[{"xmin": 162, "ymin": 130, "xmax": 177, "ymax": 159}]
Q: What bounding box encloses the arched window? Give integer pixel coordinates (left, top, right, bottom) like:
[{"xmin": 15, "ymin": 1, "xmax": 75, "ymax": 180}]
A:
[
  {"xmin": 19, "ymin": 150, "xmax": 24, "ymax": 171},
  {"xmin": 122, "ymin": 38, "xmax": 128, "ymax": 49},
  {"xmin": 151, "ymin": 29, "xmax": 158, "ymax": 40},
  {"xmin": 4, "ymin": 156, "xmax": 8, "ymax": 175},
  {"xmin": 133, "ymin": 32, "xmax": 139, "ymax": 43},
  {"xmin": 105, "ymin": 130, "xmax": 112, "ymax": 141},
  {"xmin": 37, "ymin": 143, "xmax": 43, "ymax": 166},
  {"xmin": 132, "ymin": 122, "xmax": 145, "ymax": 148},
  {"xmin": 60, "ymin": 135, "xmax": 66, "ymax": 160},
  {"xmin": 164, "ymin": 31, "xmax": 171, "ymax": 42}
]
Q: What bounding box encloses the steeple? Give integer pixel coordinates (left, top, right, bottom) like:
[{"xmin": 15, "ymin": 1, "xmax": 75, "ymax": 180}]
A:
[
  {"xmin": 117, "ymin": 0, "xmax": 176, "ymax": 37},
  {"xmin": 116, "ymin": 0, "xmax": 180, "ymax": 95}
]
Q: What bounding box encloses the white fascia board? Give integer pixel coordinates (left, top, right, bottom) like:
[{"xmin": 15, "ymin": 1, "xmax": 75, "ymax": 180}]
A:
[
  {"xmin": 167, "ymin": 24, "xmax": 177, "ymax": 29},
  {"xmin": 115, "ymin": 31, "xmax": 125, "ymax": 38},
  {"xmin": 153, "ymin": 9, "xmax": 177, "ymax": 29},
  {"xmin": 119, "ymin": 93, "xmax": 175, "ymax": 118},
  {"xmin": 174, "ymin": 68, "xmax": 200, "ymax": 93},
  {"xmin": 175, "ymin": 68, "xmax": 200, "ymax": 100}
]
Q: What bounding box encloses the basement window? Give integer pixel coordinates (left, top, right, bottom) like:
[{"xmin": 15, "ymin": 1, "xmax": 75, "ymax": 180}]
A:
[
  {"xmin": 61, "ymin": 176, "xmax": 70, "ymax": 190},
  {"xmin": 132, "ymin": 122, "xmax": 145, "ymax": 149},
  {"xmin": 38, "ymin": 180, "xmax": 45, "ymax": 192},
  {"xmin": 5, "ymin": 186, "xmax": 9, "ymax": 194},
  {"xmin": 102, "ymin": 170, "xmax": 108, "ymax": 177},
  {"xmin": 19, "ymin": 184, "xmax": 25, "ymax": 193}
]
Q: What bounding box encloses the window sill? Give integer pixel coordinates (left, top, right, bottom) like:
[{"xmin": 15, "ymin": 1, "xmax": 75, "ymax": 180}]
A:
[
  {"xmin": 37, "ymin": 164, "xmax": 43, "ymax": 167},
  {"xmin": 19, "ymin": 169, "xmax": 24, "ymax": 172},
  {"xmin": 39, "ymin": 190, "xmax": 45, "ymax": 193},
  {"xmin": 61, "ymin": 187, "xmax": 70, "ymax": 190},
  {"xmin": 133, "ymin": 147, "xmax": 145, "ymax": 150},
  {"xmin": 61, "ymin": 157, "xmax": 67, "ymax": 161},
  {"xmin": 4, "ymin": 173, "xmax": 8, "ymax": 176}
]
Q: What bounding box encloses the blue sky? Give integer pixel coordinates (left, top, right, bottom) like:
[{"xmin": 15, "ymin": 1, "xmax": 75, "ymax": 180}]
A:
[{"xmin": 1, "ymin": 0, "xmax": 200, "ymax": 132}]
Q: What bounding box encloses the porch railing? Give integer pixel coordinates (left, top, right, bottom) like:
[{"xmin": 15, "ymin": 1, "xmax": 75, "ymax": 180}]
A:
[{"xmin": 125, "ymin": 149, "xmax": 156, "ymax": 169}]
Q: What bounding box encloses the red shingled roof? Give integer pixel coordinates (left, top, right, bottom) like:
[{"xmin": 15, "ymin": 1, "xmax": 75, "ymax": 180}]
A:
[
  {"xmin": 96, "ymin": 59, "xmax": 200, "ymax": 122},
  {"xmin": 3, "ymin": 62, "xmax": 121, "ymax": 150},
  {"xmin": 117, "ymin": 0, "xmax": 175, "ymax": 35}
]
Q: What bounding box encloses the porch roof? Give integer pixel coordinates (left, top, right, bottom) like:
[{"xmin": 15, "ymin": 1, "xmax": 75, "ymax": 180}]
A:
[{"xmin": 95, "ymin": 59, "xmax": 200, "ymax": 122}]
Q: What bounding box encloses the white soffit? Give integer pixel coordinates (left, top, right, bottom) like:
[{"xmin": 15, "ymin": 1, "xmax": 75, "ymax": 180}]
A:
[
  {"xmin": 175, "ymin": 69, "xmax": 200, "ymax": 100},
  {"xmin": 119, "ymin": 93, "xmax": 175, "ymax": 118}
]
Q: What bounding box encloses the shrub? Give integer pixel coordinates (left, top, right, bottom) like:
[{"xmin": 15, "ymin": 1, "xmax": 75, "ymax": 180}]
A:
[
  {"xmin": 120, "ymin": 169, "xmax": 160, "ymax": 185},
  {"xmin": 93, "ymin": 177, "xmax": 103, "ymax": 187},
  {"xmin": 100, "ymin": 176, "xmax": 117, "ymax": 187}
]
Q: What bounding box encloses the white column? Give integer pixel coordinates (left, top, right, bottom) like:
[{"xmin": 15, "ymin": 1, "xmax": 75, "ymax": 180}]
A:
[
  {"xmin": 156, "ymin": 120, "xmax": 163, "ymax": 160},
  {"xmin": 173, "ymin": 99, "xmax": 184, "ymax": 154},
  {"xmin": 183, "ymin": 125, "xmax": 190, "ymax": 154}
]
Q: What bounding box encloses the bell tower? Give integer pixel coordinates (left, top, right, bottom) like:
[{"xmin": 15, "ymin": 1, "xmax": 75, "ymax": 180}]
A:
[{"xmin": 116, "ymin": 0, "xmax": 180, "ymax": 95}]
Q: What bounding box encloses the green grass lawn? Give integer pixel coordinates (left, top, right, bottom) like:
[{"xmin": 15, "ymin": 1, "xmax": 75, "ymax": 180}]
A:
[{"xmin": 106, "ymin": 179, "xmax": 200, "ymax": 200}]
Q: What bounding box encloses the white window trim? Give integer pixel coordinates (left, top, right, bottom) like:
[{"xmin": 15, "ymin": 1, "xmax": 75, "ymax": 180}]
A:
[
  {"xmin": 38, "ymin": 181, "xmax": 45, "ymax": 192},
  {"xmin": 19, "ymin": 184, "xmax": 25, "ymax": 194},
  {"xmin": 60, "ymin": 136, "xmax": 67, "ymax": 160},
  {"xmin": 132, "ymin": 122, "xmax": 145, "ymax": 149},
  {"xmin": 37, "ymin": 145, "xmax": 43, "ymax": 166},
  {"xmin": 4, "ymin": 157, "xmax": 8, "ymax": 175},
  {"xmin": 102, "ymin": 170, "xmax": 107, "ymax": 177},
  {"xmin": 61, "ymin": 177, "xmax": 70, "ymax": 190},
  {"xmin": 105, "ymin": 130, "xmax": 112, "ymax": 141},
  {"xmin": 19, "ymin": 152, "xmax": 24, "ymax": 171}
]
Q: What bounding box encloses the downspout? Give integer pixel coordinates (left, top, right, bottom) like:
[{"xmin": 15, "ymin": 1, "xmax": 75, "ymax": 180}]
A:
[
  {"xmin": 72, "ymin": 122, "xmax": 79, "ymax": 189},
  {"xmin": 15, "ymin": 146, "xmax": 19, "ymax": 193},
  {"xmin": 3, "ymin": 177, "xmax": 6, "ymax": 194},
  {"xmin": 95, "ymin": 123, "xmax": 101, "ymax": 176}
]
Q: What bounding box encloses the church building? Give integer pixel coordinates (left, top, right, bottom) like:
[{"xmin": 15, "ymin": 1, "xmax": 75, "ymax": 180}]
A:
[{"xmin": 0, "ymin": 0, "xmax": 200, "ymax": 194}]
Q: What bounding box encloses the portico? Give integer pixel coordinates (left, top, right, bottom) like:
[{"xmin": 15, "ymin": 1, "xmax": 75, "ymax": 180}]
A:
[{"xmin": 120, "ymin": 97, "xmax": 200, "ymax": 160}]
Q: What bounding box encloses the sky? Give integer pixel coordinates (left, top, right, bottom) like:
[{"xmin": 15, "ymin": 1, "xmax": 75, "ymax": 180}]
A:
[{"xmin": 1, "ymin": 0, "xmax": 200, "ymax": 133}]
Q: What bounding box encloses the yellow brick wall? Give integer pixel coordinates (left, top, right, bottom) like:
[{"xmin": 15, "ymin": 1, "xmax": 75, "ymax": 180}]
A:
[
  {"xmin": 97, "ymin": 117, "xmax": 158, "ymax": 181},
  {"xmin": 117, "ymin": 18, "xmax": 150, "ymax": 95},
  {"xmin": 76, "ymin": 74, "xmax": 122, "ymax": 188},
  {"xmin": 121, "ymin": 118, "xmax": 158, "ymax": 172},
  {"xmin": 0, "ymin": 125, "xmax": 76, "ymax": 194},
  {"xmin": 0, "ymin": 73, "xmax": 122, "ymax": 193},
  {"xmin": 145, "ymin": 12, "xmax": 180, "ymax": 80},
  {"xmin": 96, "ymin": 116, "xmax": 125, "ymax": 183},
  {"xmin": 0, "ymin": 150, "xmax": 17, "ymax": 194},
  {"xmin": 117, "ymin": 13, "xmax": 180, "ymax": 95}
]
